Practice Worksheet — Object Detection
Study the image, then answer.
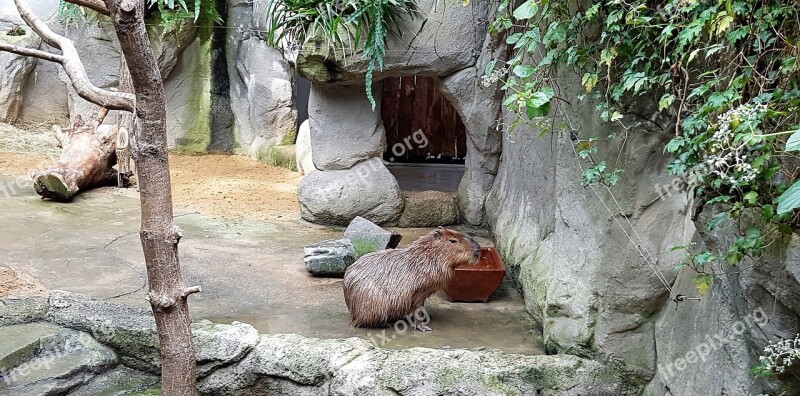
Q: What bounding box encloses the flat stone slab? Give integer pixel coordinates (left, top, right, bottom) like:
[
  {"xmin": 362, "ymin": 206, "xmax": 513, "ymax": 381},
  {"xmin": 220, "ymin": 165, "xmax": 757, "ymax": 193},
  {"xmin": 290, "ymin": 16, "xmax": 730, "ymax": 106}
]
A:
[
  {"xmin": 0, "ymin": 325, "xmax": 117, "ymax": 395},
  {"xmin": 303, "ymin": 239, "xmax": 356, "ymax": 277}
]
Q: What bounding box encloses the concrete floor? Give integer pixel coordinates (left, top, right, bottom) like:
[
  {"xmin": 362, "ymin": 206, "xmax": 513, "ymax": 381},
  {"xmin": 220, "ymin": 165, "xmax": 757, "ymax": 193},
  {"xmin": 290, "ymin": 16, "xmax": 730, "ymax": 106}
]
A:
[
  {"xmin": 387, "ymin": 163, "xmax": 465, "ymax": 192},
  {"xmin": 0, "ymin": 175, "xmax": 542, "ymax": 355}
]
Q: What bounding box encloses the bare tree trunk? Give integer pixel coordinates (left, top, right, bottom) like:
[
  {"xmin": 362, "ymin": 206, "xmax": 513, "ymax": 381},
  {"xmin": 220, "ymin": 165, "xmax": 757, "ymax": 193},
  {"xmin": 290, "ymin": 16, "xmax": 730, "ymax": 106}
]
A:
[
  {"xmin": 33, "ymin": 108, "xmax": 117, "ymax": 200},
  {"xmin": 104, "ymin": 0, "xmax": 199, "ymax": 394},
  {"xmin": 2, "ymin": 0, "xmax": 200, "ymax": 392}
]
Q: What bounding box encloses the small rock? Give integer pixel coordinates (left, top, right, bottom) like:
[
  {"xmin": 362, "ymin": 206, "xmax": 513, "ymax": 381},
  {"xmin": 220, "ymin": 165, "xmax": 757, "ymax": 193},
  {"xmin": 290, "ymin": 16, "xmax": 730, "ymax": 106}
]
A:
[
  {"xmin": 303, "ymin": 239, "xmax": 356, "ymax": 277},
  {"xmin": 343, "ymin": 216, "xmax": 402, "ymax": 258}
]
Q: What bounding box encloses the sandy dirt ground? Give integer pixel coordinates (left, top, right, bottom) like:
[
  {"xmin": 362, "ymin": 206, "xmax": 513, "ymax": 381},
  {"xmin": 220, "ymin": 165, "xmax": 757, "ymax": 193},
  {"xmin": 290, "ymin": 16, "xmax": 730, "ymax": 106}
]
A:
[
  {"xmin": 0, "ymin": 266, "xmax": 47, "ymax": 297},
  {"xmin": 0, "ymin": 153, "xmax": 302, "ymax": 221}
]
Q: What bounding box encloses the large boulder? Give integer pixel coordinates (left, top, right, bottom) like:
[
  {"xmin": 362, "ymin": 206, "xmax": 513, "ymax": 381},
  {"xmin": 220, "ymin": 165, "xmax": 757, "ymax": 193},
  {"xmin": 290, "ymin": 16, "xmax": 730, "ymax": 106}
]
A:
[
  {"xmin": 295, "ymin": 0, "xmax": 485, "ymax": 83},
  {"xmin": 309, "ymin": 83, "xmax": 386, "ymax": 170},
  {"xmin": 0, "ymin": 28, "xmax": 40, "ymax": 122},
  {"xmin": 297, "ymin": 158, "xmax": 404, "ymax": 225}
]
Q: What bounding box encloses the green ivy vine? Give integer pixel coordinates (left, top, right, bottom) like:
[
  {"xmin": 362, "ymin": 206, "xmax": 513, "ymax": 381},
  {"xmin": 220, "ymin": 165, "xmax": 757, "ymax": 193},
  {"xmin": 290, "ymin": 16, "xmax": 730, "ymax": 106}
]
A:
[{"xmin": 486, "ymin": 0, "xmax": 799, "ymax": 304}]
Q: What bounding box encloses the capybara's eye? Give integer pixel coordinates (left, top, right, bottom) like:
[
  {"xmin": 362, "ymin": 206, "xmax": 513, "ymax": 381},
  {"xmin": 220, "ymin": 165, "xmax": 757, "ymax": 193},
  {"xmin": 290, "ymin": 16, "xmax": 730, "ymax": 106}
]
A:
[{"xmin": 449, "ymin": 238, "xmax": 457, "ymax": 243}]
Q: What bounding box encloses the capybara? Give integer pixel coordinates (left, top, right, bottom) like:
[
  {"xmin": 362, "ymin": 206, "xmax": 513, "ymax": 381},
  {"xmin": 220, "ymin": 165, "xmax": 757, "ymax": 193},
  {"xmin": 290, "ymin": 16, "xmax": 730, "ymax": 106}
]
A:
[{"xmin": 343, "ymin": 227, "xmax": 480, "ymax": 331}]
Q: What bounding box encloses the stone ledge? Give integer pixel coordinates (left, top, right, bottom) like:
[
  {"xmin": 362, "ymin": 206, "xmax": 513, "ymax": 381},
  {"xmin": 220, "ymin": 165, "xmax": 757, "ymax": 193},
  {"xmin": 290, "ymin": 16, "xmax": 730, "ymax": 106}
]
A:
[{"xmin": 0, "ymin": 291, "xmax": 636, "ymax": 395}]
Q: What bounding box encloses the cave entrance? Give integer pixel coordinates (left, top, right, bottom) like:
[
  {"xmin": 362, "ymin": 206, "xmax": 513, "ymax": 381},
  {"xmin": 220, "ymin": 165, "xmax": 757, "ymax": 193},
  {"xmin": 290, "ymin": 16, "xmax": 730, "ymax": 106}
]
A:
[{"xmin": 380, "ymin": 76, "xmax": 466, "ymax": 192}]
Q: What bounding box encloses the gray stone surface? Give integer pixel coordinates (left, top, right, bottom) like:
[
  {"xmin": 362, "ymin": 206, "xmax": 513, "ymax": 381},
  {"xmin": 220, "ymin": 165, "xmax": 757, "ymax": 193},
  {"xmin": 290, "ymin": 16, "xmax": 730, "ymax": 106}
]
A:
[
  {"xmin": 398, "ymin": 190, "xmax": 460, "ymax": 227},
  {"xmin": 295, "ymin": 119, "xmax": 315, "ymax": 175},
  {"xmin": 0, "ymin": 295, "xmax": 48, "ymax": 327},
  {"xmin": 647, "ymin": 207, "xmax": 800, "ymax": 395},
  {"xmin": 439, "ymin": 24, "xmax": 505, "ymax": 227},
  {"xmin": 0, "ymin": 30, "xmax": 40, "ymax": 122},
  {"xmin": 485, "ymin": 71, "xmax": 687, "ymax": 385},
  {"xmin": 198, "ymin": 333, "xmax": 631, "ymax": 395},
  {"xmin": 308, "ymin": 84, "xmax": 386, "ymax": 171},
  {"xmin": 343, "ymin": 216, "xmax": 401, "ymax": 257},
  {"xmin": 45, "ymin": 290, "xmax": 160, "ymax": 373},
  {"xmin": 193, "ymin": 319, "xmax": 261, "ymax": 377},
  {"xmin": 295, "ymin": 0, "xmax": 485, "ymax": 84},
  {"xmin": 0, "ymin": 324, "xmax": 118, "ymax": 395},
  {"xmin": 303, "ymin": 238, "xmax": 356, "ymax": 277},
  {"xmin": 298, "ymin": 158, "xmax": 404, "ymax": 225},
  {"xmin": 69, "ymin": 366, "xmax": 159, "ymax": 396},
  {"xmin": 229, "ymin": 37, "xmax": 297, "ymax": 157}
]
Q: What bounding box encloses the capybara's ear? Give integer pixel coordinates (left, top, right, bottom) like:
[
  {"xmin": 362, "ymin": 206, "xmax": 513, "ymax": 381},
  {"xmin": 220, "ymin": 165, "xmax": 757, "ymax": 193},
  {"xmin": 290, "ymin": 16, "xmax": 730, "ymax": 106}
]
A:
[{"xmin": 433, "ymin": 228, "xmax": 442, "ymax": 238}]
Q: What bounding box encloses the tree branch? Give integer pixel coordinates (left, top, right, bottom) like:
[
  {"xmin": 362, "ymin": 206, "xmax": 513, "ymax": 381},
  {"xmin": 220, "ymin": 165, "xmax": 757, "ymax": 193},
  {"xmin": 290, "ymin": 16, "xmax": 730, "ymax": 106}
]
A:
[
  {"xmin": 9, "ymin": 0, "xmax": 135, "ymax": 111},
  {"xmin": 0, "ymin": 41, "xmax": 64, "ymax": 63},
  {"xmin": 64, "ymin": 0, "xmax": 109, "ymax": 16}
]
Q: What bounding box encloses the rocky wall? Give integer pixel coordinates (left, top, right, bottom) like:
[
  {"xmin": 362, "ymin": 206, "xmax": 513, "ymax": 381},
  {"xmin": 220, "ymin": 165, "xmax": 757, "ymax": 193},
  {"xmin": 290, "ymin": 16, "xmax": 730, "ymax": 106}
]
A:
[
  {"xmin": 484, "ymin": 69, "xmax": 800, "ymax": 393},
  {"xmin": 0, "ymin": 0, "xmax": 297, "ymax": 157}
]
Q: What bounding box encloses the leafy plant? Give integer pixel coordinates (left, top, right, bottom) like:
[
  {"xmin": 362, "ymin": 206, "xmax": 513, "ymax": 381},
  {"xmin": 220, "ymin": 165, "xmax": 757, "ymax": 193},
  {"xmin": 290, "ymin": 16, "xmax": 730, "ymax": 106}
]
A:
[
  {"xmin": 57, "ymin": 0, "xmax": 220, "ymax": 30},
  {"xmin": 487, "ymin": 0, "xmax": 800, "ymax": 294},
  {"xmin": 264, "ymin": 0, "xmax": 419, "ymax": 109}
]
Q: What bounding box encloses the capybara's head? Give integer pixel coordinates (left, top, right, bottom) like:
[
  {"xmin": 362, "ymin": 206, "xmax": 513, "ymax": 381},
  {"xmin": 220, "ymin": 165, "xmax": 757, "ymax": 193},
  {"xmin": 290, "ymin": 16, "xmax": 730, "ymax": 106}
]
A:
[{"xmin": 420, "ymin": 227, "xmax": 481, "ymax": 269}]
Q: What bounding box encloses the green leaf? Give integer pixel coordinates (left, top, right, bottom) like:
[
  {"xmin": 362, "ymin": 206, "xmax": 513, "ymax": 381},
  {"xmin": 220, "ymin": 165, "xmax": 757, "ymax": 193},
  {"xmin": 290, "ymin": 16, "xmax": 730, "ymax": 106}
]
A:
[
  {"xmin": 526, "ymin": 88, "xmax": 554, "ymax": 118},
  {"xmin": 786, "ymin": 130, "xmax": 800, "ymax": 152},
  {"xmin": 506, "ymin": 33, "xmax": 523, "ymax": 45},
  {"xmin": 743, "ymin": 191, "xmax": 758, "ymax": 205},
  {"xmin": 512, "ymin": 0, "xmax": 538, "ymax": 20},
  {"xmin": 669, "ymin": 245, "xmax": 687, "ymax": 252},
  {"xmin": 776, "ymin": 180, "xmax": 800, "ymax": 214},
  {"xmin": 659, "ymin": 94, "xmax": 675, "ymax": 111},
  {"xmin": 707, "ymin": 212, "xmax": 727, "ymax": 231},
  {"xmin": 484, "ymin": 59, "xmax": 497, "ymax": 76},
  {"xmin": 513, "ymin": 65, "xmax": 536, "ymax": 78}
]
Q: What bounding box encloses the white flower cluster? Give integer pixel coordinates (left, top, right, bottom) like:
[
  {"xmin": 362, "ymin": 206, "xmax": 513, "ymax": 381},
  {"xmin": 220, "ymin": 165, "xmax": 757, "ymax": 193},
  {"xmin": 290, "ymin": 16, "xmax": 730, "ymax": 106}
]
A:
[
  {"xmin": 702, "ymin": 103, "xmax": 767, "ymax": 187},
  {"xmin": 759, "ymin": 334, "xmax": 800, "ymax": 374},
  {"xmin": 480, "ymin": 67, "xmax": 509, "ymax": 87}
]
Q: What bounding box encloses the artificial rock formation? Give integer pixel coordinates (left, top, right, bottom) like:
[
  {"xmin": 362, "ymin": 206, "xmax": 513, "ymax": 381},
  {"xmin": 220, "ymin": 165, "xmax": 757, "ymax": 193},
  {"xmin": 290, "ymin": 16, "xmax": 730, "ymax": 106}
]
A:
[
  {"xmin": 0, "ymin": 291, "xmax": 636, "ymax": 395},
  {"xmin": 295, "ymin": 0, "xmax": 502, "ymax": 227},
  {"xmin": 0, "ymin": 27, "xmax": 39, "ymax": 122}
]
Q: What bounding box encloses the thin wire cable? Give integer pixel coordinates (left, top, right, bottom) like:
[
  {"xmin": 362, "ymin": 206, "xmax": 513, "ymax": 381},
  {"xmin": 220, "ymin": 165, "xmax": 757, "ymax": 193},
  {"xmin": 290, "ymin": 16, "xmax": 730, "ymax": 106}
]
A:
[{"xmin": 557, "ymin": 105, "xmax": 677, "ymax": 299}]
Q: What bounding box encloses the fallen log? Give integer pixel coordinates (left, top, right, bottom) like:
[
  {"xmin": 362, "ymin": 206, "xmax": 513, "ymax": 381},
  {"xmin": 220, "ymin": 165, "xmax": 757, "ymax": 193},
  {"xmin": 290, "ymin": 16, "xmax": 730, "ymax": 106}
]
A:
[{"xmin": 33, "ymin": 108, "xmax": 118, "ymax": 200}]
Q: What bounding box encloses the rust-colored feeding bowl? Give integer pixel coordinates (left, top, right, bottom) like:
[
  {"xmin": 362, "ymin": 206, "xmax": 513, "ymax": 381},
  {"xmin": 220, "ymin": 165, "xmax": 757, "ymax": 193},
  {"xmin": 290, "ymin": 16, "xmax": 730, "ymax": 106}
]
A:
[{"xmin": 444, "ymin": 247, "xmax": 506, "ymax": 303}]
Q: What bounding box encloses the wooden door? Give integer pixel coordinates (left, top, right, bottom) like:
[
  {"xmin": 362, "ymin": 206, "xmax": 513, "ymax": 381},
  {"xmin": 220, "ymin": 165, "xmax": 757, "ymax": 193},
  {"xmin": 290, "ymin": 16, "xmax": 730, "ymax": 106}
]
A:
[{"xmin": 381, "ymin": 76, "xmax": 467, "ymax": 163}]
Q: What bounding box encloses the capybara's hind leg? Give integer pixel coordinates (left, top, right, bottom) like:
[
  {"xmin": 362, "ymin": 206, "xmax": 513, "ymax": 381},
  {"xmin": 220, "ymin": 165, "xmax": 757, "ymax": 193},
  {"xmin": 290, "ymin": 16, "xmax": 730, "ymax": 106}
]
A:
[
  {"xmin": 409, "ymin": 304, "xmax": 432, "ymax": 332},
  {"xmin": 411, "ymin": 317, "xmax": 432, "ymax": 332}
]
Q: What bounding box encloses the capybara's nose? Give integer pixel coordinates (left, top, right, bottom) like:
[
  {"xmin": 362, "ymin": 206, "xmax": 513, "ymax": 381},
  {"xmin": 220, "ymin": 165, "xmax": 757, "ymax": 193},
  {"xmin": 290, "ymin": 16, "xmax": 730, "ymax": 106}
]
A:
[{"xmin": 470, "ymin": 239, "xmax": 480, "ymax": 262}]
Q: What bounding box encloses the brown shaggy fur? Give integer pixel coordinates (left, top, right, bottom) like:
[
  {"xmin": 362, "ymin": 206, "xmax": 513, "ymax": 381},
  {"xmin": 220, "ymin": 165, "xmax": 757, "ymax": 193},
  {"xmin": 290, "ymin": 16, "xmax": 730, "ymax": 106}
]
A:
[{"xmin": 343, "ymin": 227, "xmax": 480, "ymax": 328}]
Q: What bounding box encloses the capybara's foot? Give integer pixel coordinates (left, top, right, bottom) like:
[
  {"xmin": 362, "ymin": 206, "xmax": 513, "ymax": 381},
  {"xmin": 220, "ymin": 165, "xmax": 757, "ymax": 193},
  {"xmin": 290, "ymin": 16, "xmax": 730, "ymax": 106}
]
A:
[{"xmin": 413, "ymin": 322, "xmax": 432, "ymax": 332}]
